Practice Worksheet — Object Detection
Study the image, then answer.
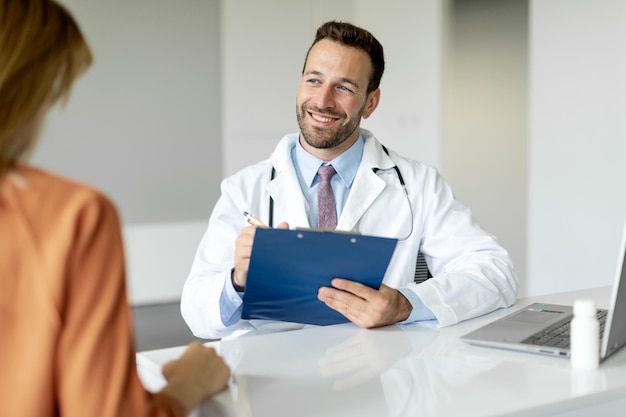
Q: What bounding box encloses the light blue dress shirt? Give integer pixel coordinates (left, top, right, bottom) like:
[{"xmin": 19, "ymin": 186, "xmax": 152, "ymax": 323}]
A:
[{"xmin": 292, "ymin": 134, "xmax": 363, "ymax": 228}]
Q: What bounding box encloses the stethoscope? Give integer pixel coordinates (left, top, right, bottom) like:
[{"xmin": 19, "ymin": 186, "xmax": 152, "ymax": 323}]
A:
[{"xmin": 267, "ymin": 145, "xmax": 414, "ymax": 241}]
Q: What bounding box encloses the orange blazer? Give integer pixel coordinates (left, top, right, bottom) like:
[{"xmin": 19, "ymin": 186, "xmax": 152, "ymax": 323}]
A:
[{"xmin": 0, "ymin": 165, "xmax": 183, "ymax": 417}]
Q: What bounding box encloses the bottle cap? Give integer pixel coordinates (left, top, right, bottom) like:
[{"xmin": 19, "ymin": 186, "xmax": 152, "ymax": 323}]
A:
[{"xmin": 573, "ymin": 299, "xmax": 596, "ymax": 317}]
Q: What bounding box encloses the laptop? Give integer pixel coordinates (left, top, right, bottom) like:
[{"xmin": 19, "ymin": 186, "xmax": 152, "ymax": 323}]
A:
[{"xmin": 461, "ymin": 219, "xmax": 626, "ymax": 361}]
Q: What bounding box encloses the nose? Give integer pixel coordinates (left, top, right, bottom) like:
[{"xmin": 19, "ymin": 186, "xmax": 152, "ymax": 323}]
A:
[{"xmin": 314, "ymin": 84, "xmax": 335, "ymax": 110}]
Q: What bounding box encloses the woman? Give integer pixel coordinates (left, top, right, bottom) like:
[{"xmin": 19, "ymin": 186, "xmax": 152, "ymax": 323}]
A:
[{"xmin": 0, "ymin": 1, "xmax": 230, "ymax": 416}]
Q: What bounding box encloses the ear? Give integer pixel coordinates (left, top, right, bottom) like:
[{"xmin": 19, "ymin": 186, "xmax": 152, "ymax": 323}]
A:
[{"xmin": 362, "ymin": 88, "xmax": 380, "ymax": 119}]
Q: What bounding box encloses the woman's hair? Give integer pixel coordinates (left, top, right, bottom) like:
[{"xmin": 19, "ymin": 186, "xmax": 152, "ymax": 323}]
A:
[
  {"xmin": 302, "ymin": 21, "xmax": 385, "ymax": 94},
  {"xmin": 0, "ymin": 0, "xmax": 92, "ymax": 174}
]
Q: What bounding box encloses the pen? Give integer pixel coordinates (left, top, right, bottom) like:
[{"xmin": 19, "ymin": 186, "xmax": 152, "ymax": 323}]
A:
[{"xmin": 243, "ymin": 211, "xmax": 269, "ymax": 228}]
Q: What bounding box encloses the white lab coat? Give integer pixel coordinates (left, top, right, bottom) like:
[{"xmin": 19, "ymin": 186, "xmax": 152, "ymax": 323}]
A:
[{"xmin": 182, "ymin": 129, "xmax": 517, "ymax": 339}]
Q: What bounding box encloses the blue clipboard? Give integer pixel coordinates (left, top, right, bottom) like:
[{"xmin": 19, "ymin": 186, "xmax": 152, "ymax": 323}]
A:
[{"xmin": 241, "ymin": 228, "xmax": 398, "ymax": 326}]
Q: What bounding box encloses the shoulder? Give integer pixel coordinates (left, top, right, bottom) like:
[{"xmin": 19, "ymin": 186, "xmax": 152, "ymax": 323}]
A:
[
  {"xmin": 14, "ymin": 165, "xmax": 120, "ymax": 228},
  {"xmin": 3, "ymin": 165, "xmax": 122, "ymax": 262}
]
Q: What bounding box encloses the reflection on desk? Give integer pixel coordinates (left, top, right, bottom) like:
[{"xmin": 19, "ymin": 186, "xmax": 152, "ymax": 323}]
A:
[
  {"xmin": 137, "ymin": 287, "xmax": 626, "ymax": 417},
  {"xmin": 221, "ymin": 324, "xmax": 434, "ymax": 417}
]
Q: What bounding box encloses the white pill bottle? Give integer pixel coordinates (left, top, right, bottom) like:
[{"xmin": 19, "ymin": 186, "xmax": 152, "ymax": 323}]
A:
[{"xmin": 570, "ymin": 299, "xmax": 600, "ymax": 370}]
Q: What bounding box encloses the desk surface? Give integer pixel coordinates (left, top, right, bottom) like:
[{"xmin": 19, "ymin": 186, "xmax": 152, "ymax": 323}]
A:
[{"xmin": 137, "ymin": 286, "xmax": 626, "ymax": 417}]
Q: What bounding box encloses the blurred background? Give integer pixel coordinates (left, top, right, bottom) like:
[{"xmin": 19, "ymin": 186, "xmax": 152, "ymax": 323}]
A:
[{"xmin": 35, "ymin": 0, "xmax": 626, "ymax": 343}]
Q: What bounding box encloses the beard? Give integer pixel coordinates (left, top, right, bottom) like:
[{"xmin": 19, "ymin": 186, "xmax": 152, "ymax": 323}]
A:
[{"xmin": 296, "ymin": 102, "xmax": 365, "ymax": 150}]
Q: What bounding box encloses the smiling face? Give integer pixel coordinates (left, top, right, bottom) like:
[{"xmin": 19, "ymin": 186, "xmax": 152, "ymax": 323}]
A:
[{"xmin": 296, "ymin": 39, "xmax": 380, "ymax": 161}]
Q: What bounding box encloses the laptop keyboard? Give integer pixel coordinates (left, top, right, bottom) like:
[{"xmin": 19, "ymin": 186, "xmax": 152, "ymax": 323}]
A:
[{"xmin": 521, "ymin": 310, "xmax": 608, "ymax": 349}]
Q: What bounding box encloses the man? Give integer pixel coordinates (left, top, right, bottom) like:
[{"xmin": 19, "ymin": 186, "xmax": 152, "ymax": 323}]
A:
[{"xmin": 181, "ymin": 21, "xmax": 517, "ymax": 339}]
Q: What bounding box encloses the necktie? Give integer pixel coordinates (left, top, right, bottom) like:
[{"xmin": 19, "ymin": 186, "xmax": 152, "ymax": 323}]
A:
[{"xmin": 317, "ymin": 165, "xmax": 337, "ymax": 229}]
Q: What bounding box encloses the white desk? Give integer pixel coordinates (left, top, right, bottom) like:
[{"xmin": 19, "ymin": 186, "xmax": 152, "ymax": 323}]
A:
[{"xmin": 137, "ymin": 287, "xmax": 626, "ymax": 417}]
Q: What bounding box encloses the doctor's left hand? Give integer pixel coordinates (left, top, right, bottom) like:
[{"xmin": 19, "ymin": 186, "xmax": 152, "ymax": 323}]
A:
[{"xmin": 317, "ymin": 280, "xmax": 412, "ymax": 328}]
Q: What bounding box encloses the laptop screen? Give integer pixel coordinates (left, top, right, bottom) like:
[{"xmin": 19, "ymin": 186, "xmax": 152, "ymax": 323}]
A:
[{"xmin": 601, "ymin": 223, "xmax": 626, "ymax": 359}]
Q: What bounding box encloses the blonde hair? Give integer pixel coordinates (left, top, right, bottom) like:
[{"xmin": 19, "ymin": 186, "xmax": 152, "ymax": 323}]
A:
[{"xmin": 0, "ymin": 0, "xmax": 92, "ymax": 174}]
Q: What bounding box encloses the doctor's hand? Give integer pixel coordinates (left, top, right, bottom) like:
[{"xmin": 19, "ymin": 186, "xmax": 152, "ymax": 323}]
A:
[
  {"xmin": 317, "ymin": 280, "xmax": 412, "ymax": 328},
  {"xmin": 232, "ymin": 221, "xmax": 289, "ymax": 290}
]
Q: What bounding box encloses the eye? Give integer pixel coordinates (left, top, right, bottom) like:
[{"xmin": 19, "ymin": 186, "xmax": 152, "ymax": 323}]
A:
[{"xmin": 337, "ymin": 85, "xmax": 354, "ymax": 94}]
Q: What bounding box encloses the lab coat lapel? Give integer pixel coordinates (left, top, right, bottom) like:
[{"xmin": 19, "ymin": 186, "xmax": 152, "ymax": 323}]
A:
[
  {"xmin": 338, "ymin": 167, "xmax": 385, "ymax": 231},
  {"xmin": 266, "ymin": 137, "xmax": 311, "ymax": 228},
  {"xmin": 337, "ymin": 133, "xmax": 393, "ymax": 232}
]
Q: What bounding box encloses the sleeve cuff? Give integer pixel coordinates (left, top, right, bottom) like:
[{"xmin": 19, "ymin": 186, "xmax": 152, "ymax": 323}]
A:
[
  {"xmin": 219, "ymin": 269, "xmax": 244, "ymax": 326},
  {"xmin": 396, "ymin": 287, "xmax": 436, "ymax": 323}
]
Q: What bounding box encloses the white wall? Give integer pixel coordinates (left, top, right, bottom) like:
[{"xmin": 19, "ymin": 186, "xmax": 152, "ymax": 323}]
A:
[
  {"xmin": 527, "ymin": 0, "xmax": 626, "ymax": 295},
  {"xmin": 31, "ymin": 0, "xmax": 222, "ymax": 305},
  {"xmin": 124, "ymin": 220, "xmax": 208, "ymax": 304},
  {"xmin": 443, "ymin": 0, "xmax": 528, "ymax": 294},
  {"xmin": 354, "ymin": 0, "xmax": 444, "ymax": 167},
  {"xmin": 33, "ymin": 0, "xmax": 222, "ymax": 224}
]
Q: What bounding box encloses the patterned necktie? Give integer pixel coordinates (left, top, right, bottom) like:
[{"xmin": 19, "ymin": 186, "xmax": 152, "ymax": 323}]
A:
[{"xmin": 317, "ymin": 165, "xmax": 337, "ymax": 229}]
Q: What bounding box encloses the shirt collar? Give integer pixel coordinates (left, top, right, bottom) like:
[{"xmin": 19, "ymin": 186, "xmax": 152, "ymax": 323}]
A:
[{"xmin": 295, "ymin": 133, "xmax": 364, "ymax": 188}]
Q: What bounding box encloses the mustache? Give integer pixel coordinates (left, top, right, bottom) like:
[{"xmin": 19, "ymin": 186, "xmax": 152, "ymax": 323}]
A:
[{"xmin": 303, "ymin": 105, "xmax": 343, "ymax": 118}]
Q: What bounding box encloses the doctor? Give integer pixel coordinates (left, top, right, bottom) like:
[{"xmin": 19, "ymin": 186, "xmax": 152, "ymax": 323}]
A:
[{"xmin": 181, "ymin": 21, "xmax": 517, "ymax": 339}]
